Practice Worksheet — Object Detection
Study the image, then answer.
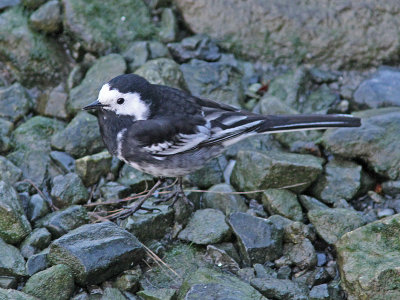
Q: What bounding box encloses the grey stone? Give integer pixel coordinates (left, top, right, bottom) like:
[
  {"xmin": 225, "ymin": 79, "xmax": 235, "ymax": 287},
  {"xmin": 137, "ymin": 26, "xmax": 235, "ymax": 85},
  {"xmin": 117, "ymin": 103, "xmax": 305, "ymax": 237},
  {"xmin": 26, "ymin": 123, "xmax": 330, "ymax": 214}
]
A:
[
  {"xmin": 168, "ymin": 34, "xmax": 221, "ymax": 63},
  {"xmin": 178, "ymin": 209, "xmax": 231, "ymax": 245},
  {"xmin": 0, "ymin": 0, "xmax": 20, "ymax": 10},
  {"xmin": 203, "ymin": 183, "xmax": 248, "ymax": 215},
  {"xmin": 180, "ymin": 56, "xmax": 244, "ymax": 107},
  {"xmin": 205, "ymin": 244, "xmax": 240, "ymax": 273},
  {"xmin": 26, "ymin": 249, "xmax": 49, "ymax": 276},
  {"xmin": 135, "ymin": 58, "xmax": 187, "ymax": 90},
  {"xmin": 51, "ymin": 111, "xmax": 104, "ymax": 158},
  {"xmin": 251, "ymin": 277, "xmax": 309, "ymax": 300},
  {"xmin": 137, "ymin": 288, "xmax": 176, "ymax": 300},
  {"xmin": 148, "ymin": 41, "xmax": 170, "ymax": 59},
  {"xmin": 283, "ymin": 238, "xmax": 317, "ymax": 270},
  {"xmin": 30, "ymin": 0, "xmax": 61, "ymax": 33},
  {"xmin": 101, "ymin": 287, "xmax": 127, "ymax": 300},
  {"xmin": 20, "ymin": 228, "xmax": 51, "ymax": 258},
  {"xmin": 50, "ymin": 151, "xmax": 75, "ymax": 173},
  {"xmin": 100, "ymin": 181, "xmax": 130, "ymax": 200},
  {"xmin": 0, "ymin": 83, "xmax": 32, "ymax": 122},
  {"xmin": 118, "ymin": 165, "xmax": 154, "ymax": 193},
  {"xmin": 308, "ymin": 208, "xmax": 365, "ymax": 245},
  {"xmin": 35, "ymin": 205, "xmax": 89, "ymax": 238},
  {"xmin": 22, "ymin": 0, "xmax": 45, "ymax": 9},
  {"xmin": 309, "ymin": 284, "xmax": 330, "ymax": 300},
  {"xmin": 178, "ymin": 267, "xmax": 266, "ymax": 300},
  {"xmin": 354, "ymin": 67, "xmax": 400, "ymax": 109},
  {"xmin": 0, "ymin": 288, "xmax": 39, "ymax": 300},
  {"xmin": 262, "ymin": 189, "xmax": 303, "ymax": 221},
  {"xmin": 122, "ymin": 41, "xmax": 149, "ymax": 71},
  {"xmin": 321, "ymin": 108, "xmax": 400, "ymax": 180},
  {"xmin": 158, "ymin": 8, "xmax": 177, "ymax": 43},
  {"xmin": 176, "ymin": 0, "xmax": 400, "ymax": 69},
  {"xmin": 311, "ymin": 158, "xmax": 363, "ymax": 204},
  {"xmin": 336, "ymin": 214, "xmax": 400, "ymax": 300},
  {"xmin": 0, "ymin": 238, "xmax": 26, "ymax": 277},
  {"xmin": 224, "ymin": 134, "xmax": 281, "ymax": 159},
  {"xmin": 62, "ymin": 0, "xmax": 154, "ymax": 53},
  {"xmin": 23, "ymin": 264, "xmax": 74, "ymax": 300},
  {"xmin": 231, "ymin": 150, "xmax": 323, "ymax": 195},
  {"xmin": 75, "ymin": 151, "xmax": 112, "ymax": 186},
  {"xmin": 0, "ymin": 156, "xmax": 22, "ymax": 185},
  {"xmin": 0, "ymin": 181, "xmax": 31, "ymax": 244},
  {"xmin": 48, "ymin": 222, "xmax": 145, "ymax": 285},
  {"xmin": 67, "ymin": 54, "xmax": 127, "ymax": 115},
  {"xmin": 382, "ymin": 180, "xmax": 400, "ymax": 196},
  {"xmin": 36, "ymin": 84, "xmax": 68, "ymax": 119},
  {"xmin": 122, "ymin": 199, "xmax": 174, "ymax": 242},
  {"xmin": 298, "ymin": 195, "xmax": 329, "ymax": 211},
  {"xmin": 227, "ymin": 212, "xmax": 283, "ymax": 266},
  {"xmin": 27, "ymin": 194, "xmax": 49, "ymax": 222},
  {"xmin": 51, "ymin": 173, "xmax": 88, "ymax": 208},
  {"xmin": 113, "ymin": 267, "xmax": 141, "ymax": 292},
  {"xmin": 0, "ymin": 7, "xmax": 68, "ymax": 86},
  {"xmin": 188, "ymin": 156, "xmax": 227, "ymax": 189},
  {"xmin": 0, "ymin": 276, "xmax": 16, "ymax": 289},
  {"xmin": 7, "ymin": 116, "xmax": 65, "ymax": 186},
  {"xmin": 0, "ymin": 118, "xmax": 13, "ymax": 153}
]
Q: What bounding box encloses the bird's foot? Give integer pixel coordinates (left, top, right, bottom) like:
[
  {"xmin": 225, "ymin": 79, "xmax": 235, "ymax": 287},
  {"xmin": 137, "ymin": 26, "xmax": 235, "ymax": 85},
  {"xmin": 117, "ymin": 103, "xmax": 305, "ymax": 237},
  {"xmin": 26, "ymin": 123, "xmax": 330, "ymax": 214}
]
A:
[{"xmin": 153, "ymin": 178, "xmax": 194, "ymax": 208}]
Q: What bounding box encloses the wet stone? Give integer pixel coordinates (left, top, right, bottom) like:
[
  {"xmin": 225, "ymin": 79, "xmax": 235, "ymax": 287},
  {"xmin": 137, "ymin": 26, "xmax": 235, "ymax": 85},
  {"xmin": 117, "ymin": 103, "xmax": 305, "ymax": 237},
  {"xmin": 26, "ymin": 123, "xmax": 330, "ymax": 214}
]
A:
[
  {"xmin": 29, "ymin": 0, "xmax": 61, "ymax": 33},
  {"xmin": 48, "ymin": 222, "xmax": 145, "ymax": 285},
  {"xmin": 27, "ymin": 194, "xmax": 49, "ymax": 222},
  {"xmin": 50, "ymin": 151, "xmax": 75, "ymax": 173},
  {"xmin": 26, "ymin": 248, "xmax": 49, "ymax": 276},
  {"xmin": 0, "ymin": 237, "xmax": 26, "ymax": 277},
  {"xmin": 262, "ymin": 189, "xmax": 303, "ymax": 221},
  {"xmin": 20, "ymin": 228, "xmax": 51, "ymax": 259},
  {"xmin": 23, "ymin": 264, "xmax": 74, "ymax": 300},
  {"xmin": 75, "ymin": 151, "xmax": 112, "ymax": 186},
  {"xmin": 203, "ymin": 183, "xmax": 248, "ymax": 215},
  {"xmin": 35, "ymin": 205, "xmax": 89, "ymax": 238},
  {"xmin": 0, "ymin": 181, "xmax": 31, "ymax": 244},
  {"xmin": 227, "ymin": 212, "xmax": 283, "ymax": 266},
  {"xmin": 51, "ymin": 173, "xmax": 88, "ymax": 208},
  {"xmin": 0, "ymin": 156, "xmax": 22, "ymax": 185},
  {"xmin": 178, "ymin": 208, "xmax": 231, "ymax": 245}
]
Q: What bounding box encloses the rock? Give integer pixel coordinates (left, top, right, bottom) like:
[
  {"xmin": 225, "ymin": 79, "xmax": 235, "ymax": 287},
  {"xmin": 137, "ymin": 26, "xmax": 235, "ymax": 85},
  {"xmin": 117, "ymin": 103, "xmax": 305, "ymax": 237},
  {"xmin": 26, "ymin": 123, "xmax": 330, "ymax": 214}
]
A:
[
  {"xmin": 113, "ymin": 267, "xmax": 141, "ymax": 292},
  {"xmin": 321, "ymin": 108, "xmax": 400, "ymax": 180},
  {"xmin": 261, "ymin": 189, "xmax": 303, "ymax": 221},
  {"xmin": 308, "ymin": 208, "xmax": 365, "ymax": 245},
  {"xmin": 101, "ymin": 287, "xmax": 126, "ymax": 300},
  {"xmin": 309, "ymin": 284, "xmax": 330, "ymax": 300},
  {"xmin": 118, "ymin": 165, "xmax": 154, "ymax": 193},
  {"xmin": 336, "ymin": 214, "xmax": 400, "ymax": 299},
  {"xmin": 35, "ymin": 205, "xmax": 89, "ymax": 238},
  {"xmin": 67, "ymin": 54, "xmax": 127, "ymax": 115},
  {"xmin": 0, "ymin": 276, "xmax": 16, "ymax": 289},
  {"xmin": 48, "ymin": 222, "xmax": 145, "ymax": 285},
  {"xmin": 148, "ymin": 41, "xmax": 170, "ymax": 59},
  {"xmin": 100, "ymin": 181, "xmax": 130, "ymax": 200},
  {"xmin": 250, "ymin": 277, "xmax": 309, "ymax": 300},
  {"xmin": 176, "ymin": 0, "xmax": 400, "ymax": 69},
  {"xmin": 0, "ymin": 238, "xmax": 26, "ymax": 277},
  {"xmin": 283, "ymin": 238, "xmax": 317, "ymax": 270},
  {"xmin": 0, "ymin": 288, "xmax": 39, "ymax": 300},
  {"xmin": 0, "ymin": 83, "xmax": 32, "ymax": 122},
  {"xmin": 178, "ymin": 209, "xmax": 231, "ymax": 245},
  {"xmin": 50, "ymin": 173, "xmax": 88, "ymax": 208},
  {"xmin": 203, "ymin": 183, "xmax": 248, "ymax": 215},
  {"xmin": 227, "ymin": 212, "xmax": 283, "ymax": 266},
  {"xmin": 383, "ymin": 180, "xmax": 400, "ymax": 197},
  {"xmin": 311, "ymin": 158, "xmax": 364, "ymax": 204},
  {"xmin": 0, "ymin": 181, "xmax": 31, "ymax": 244},
  {"xmin": 51, "ymin": 111, "xmax": 104, "ymax": 158},
  {"xmin": 27, "ymin": 194, "xmax": 49, "ymax": 222},
  {"xmin": 298, "ymin": 195, "xmax": 329, "ymax": 212},
  {"xmin": 178, "ymin": 267, "xmax": 266, "ymax": 300},
  {"xmin": 36, "ymin": 84, "xmax": 68, "ymax": 119},
  {"xmin": 62, "ymin": 0, "xmax": 154, "ymax": 53},
  {"xmin": 20, "ymin": 228, "xmax": 51, "ymax": 258},
  {"xmin": 0, "ymin": 156, "xmax": 22, "ymax": 185},
  {"xmin": 168, "ymin": 34, "xmax": 221, "ymax": 63},
  {"xmin": 29, "ymin": 0, "xmax": 61, "ymax": 33},
  {"xmin": 158, "ymin": 8, "xmax": 177, "ymax": 43},
  {"xmin": 23, "ymin": 264, "xmax": 74, "ymax": 300},
  {"xmin": 26, "ymin": 249, "xmax": 49, "ymax": 276},
  {"xmin": 0, "ymin": 0, "xmax": 20, "ymax": 10},
  {"xmin": 137, "ymin": 288, "xmax": 176, "ymax": 300},
  {"xmin": 49, "ymin": 151, "xmax": 75, "ymax": 173},
  {"xmin": 22, "ymin": 0, "xmax": 45, "ymax": 9},
  {"xmin": 122, "ymin": 41, "xmax": 149, "ymax": 71},
  {"xmin": 354, "ymin": 67, "xmax": 400, "ymax": 109},
  {"xmin": 121, "ymin": 199, "xmax": 174, "ymax": 242},
  {"xmin": 0, "ymin": 7, "xmax": 68, "ymax": 86},
  {"xmin": 205, "ymin": 244, "xmax": 240, "ymax": 273},
  {"xmin": 0, "ymin": 118, "xmax": 13, "ymax": 153},
  {"xmin": 75, "ymin": 151, "xmax": 112, "ymax": 186},
  {"xmin": 188, "ymin": 156, "xmax": 227, "ymax": 189},
  {"xmin": 180, "ymin": 56, "xmax": 244, "ymax": 107},
  {"xmin": 7, "ymin": 116, "xmax": 65, "ymax": 187},
  {"xmin": 135, "ymin": 58, "xmax": 187, "ymax": 90},
  {"xmin": 231, "ymin": 150, "xmax": 323, "ymax": 195}
]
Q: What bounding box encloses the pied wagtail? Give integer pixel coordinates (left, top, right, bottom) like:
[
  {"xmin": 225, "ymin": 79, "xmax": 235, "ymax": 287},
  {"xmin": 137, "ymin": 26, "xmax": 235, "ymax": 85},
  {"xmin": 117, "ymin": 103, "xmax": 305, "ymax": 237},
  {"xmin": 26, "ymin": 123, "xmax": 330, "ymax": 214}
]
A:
[{"xmin": 83, "ymin": 74, "xmax": 361, "ymax": 219}]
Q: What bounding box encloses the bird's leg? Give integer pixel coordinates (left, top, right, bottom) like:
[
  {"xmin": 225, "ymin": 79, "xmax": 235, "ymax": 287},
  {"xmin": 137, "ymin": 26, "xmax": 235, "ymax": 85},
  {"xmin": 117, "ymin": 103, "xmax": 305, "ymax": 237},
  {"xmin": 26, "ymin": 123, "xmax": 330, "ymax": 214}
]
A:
[
  {"xmin": 109, "ymin": 178, "xmax": 165, "ymax": 220},
  {"xmin": 153, "ymin": 177, "xmax": 194, "ymax": 208}
]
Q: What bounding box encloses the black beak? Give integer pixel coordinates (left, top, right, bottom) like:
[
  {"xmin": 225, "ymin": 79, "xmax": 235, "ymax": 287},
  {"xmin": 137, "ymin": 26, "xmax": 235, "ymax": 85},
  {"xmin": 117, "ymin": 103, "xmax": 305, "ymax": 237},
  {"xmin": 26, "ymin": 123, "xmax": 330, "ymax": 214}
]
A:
[{"xmin": 82, "ymin": 100, "xmax": 105, "ymax": 110}]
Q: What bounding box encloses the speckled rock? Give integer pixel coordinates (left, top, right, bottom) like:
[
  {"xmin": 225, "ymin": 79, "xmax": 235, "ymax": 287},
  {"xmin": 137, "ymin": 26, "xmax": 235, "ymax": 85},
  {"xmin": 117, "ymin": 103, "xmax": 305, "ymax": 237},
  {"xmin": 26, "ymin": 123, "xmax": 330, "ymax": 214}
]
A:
[
  {"xmin": 50, "ymin": 173, "xmax": 88, "ymax": 208},
  {"xmin": 29, "ymin": 0, "xmax": 61, "ymax": 33},
  {"xmin": 203, "ymin": 183, "xmax": 248, "ymax": 215},
  {"xmin": 0, "ymin": 83, "xmax": 32, "ymax": 122},
  {"xmin": 75, "ymin": 151, "xmax": 112, "ymax": 186},
  {"xmin": 0, "ymin": 156, "xmax": 22, "ymax": 185},
  {"xmin": 0, "ymin": 288, "xmax": 39, "ymax": 300},
  {"xmin": 0, "ymin": 238, "xmax": 26, "ymax": 277},
  {"xmin": 250, "ymin": 277, "xmax": 309, "ymax": 300},
  {"xmin": 20, "ymin": 228, "xmax": 51, "ymax": 259},
  {"xmin": 262, "ymin": 189, "xmax": 303, "ymax": 221}
]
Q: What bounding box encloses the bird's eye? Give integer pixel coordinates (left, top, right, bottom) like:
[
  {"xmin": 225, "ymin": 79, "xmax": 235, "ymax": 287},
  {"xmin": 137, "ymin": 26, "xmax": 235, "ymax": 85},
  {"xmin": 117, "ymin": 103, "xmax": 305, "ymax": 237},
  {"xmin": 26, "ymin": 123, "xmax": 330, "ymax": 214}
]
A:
[{"xmin": 117, "ymin": 98, "xmax": 125, "ymax": 105}]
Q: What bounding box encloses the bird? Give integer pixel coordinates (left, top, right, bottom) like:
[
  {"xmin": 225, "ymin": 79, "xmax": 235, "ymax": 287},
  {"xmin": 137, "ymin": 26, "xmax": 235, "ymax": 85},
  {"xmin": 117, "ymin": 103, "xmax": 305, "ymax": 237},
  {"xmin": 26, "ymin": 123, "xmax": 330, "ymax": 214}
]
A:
[{"xmin": 83, "ymin": 73, "xmax": 361, "ymax": 219}]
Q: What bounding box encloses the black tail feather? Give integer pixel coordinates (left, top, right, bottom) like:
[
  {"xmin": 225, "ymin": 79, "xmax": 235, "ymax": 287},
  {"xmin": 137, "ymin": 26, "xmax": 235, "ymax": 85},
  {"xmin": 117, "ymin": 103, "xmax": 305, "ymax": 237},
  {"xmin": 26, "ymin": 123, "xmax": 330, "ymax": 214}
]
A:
[{"xmin": 257, "ymin": 114, "xmax": 361, "ymax": 133}]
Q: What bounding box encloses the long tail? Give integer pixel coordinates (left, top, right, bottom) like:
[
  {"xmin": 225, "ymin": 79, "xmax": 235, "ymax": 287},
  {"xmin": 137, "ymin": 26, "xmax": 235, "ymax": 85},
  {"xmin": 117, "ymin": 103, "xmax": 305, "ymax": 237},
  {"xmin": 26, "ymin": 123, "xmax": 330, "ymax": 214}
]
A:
[{"xmin": 256, "ymin": 114, "xmax": 361, "ymax": 133}]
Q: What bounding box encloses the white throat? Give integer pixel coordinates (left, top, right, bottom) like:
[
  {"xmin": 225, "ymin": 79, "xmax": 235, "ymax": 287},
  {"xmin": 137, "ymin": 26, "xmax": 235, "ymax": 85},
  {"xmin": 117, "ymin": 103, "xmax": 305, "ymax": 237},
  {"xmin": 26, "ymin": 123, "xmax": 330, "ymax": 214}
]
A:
[{"xmin": 98, "ymin": 83, "xmax": 149, "ymax": 120}]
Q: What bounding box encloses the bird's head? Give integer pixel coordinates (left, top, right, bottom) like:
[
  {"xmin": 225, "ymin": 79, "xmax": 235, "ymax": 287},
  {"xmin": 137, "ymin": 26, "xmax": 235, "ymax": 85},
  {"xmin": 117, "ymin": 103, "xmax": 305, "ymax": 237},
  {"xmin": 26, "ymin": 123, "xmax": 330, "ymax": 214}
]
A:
[{"xmin": 83, "ymin": 74, "xmax": 151, "ymax": 120}]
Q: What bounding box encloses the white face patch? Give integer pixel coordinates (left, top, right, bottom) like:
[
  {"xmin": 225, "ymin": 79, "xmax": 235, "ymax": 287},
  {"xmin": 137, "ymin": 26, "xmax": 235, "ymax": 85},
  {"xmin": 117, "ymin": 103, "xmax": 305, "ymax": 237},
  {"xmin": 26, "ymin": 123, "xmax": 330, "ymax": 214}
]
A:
[{"xmin": 98, "ymin": 83, "xmax": 149, "ymax": 120}]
